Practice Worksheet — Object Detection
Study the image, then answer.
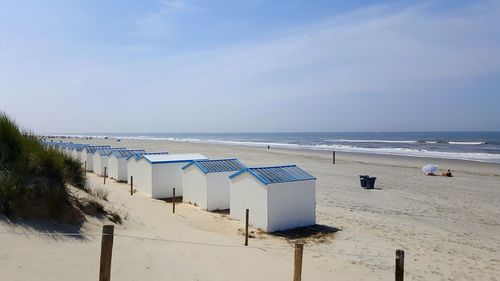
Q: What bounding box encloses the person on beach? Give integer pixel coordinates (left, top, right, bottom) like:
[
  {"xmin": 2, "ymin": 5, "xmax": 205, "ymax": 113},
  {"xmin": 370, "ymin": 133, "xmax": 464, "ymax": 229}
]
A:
[{"xmin": 441, "ymin": 169, "xmax": 453, "ymax": 177}]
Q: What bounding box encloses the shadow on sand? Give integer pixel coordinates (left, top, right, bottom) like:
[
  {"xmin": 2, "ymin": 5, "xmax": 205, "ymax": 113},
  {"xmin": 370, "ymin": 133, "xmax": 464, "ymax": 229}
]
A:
[
  {"xmin": 270, "ymin": 224, "xmax": 340, "ymax": 241},
  {"xmin": 0, "ymin": 215, "xmax": 88, "ymax": 241}
]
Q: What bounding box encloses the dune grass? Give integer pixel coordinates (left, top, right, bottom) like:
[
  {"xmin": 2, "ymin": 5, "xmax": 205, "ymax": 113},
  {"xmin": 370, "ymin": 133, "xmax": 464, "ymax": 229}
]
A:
[{"xmin": 0, "ymin": 112, "xmax": 87, "ymax": 221}]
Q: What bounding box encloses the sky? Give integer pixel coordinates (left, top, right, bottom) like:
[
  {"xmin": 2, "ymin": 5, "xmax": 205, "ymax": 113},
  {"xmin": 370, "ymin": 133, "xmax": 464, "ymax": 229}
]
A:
[{"xmin": 0, "ymin": 0, "xmax": 499, "ymax": 133}]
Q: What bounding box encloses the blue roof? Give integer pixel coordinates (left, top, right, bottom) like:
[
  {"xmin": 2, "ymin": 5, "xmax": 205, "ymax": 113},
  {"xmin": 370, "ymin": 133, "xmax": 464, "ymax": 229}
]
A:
[
  {"xmin": 127, "ymin": 151, "xmax": 169, "ymax": 161},
  {"xmin": 111, "ymin": 149, "xmax": 146, "ymax": 158},
  {"xmin": 74, "ymin": 144, "xmax": 93, "ymax": 151},
  {"xmin": 95, "ymin": 148, "xmax": 127, "ymax": 156},
  {"xmin": 229, "ymin": 165, "xmax": 316, "ymax": 185},
  {"xmin": 182, "ymin": 159, "xmax": 246, "ymax": 173},
  {"xmin": 83, "ymin": 145, "xmax": 112, "ymax": 153}
]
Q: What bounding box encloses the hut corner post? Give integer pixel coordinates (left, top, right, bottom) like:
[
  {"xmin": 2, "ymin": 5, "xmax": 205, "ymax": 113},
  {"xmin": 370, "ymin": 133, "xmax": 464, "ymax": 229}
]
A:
[
  {"xmin": 99, "ymin": 225, "xmax": 114, "ymax": 281},
  {"xmin": 245, "ymin": 209, "xmax": 249, "ymax": 246},
  {"xmin": 395, "ymin": 249, "xmax": 405, "ymax": 281},
  {"xmin": 172, "ymin": 188, "xmax": 176, "ymax": 214},
  {"xmin": 293, "ymin": 243, "xmax": 304, "ymax": 281},
  {"xmin": 130, "ymin": 176, "xmax": 133, "ymax": 196}
]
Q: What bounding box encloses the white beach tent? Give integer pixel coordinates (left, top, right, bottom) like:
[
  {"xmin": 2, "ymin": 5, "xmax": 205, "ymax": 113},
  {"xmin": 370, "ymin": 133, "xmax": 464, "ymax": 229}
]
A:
[
  {"xmin": 93, "ymin": 148, "xmax": 127, "ymax": 176},
  {"xmin": 80, "ymin": 145, "xmax": 111, "ymax": 172},
  {"xmin": 422, "ymin": 164, "xmax": 439, "ymax": 175},
  {"xmin": 108, "ymin": 149, "xmax": 145, "ymax": 181},
  {"xmin": 135, "ymin": 153, "xmax": 208, "ymax": 198},
  {"xmin": 229, "ymin": 165, "xmax": 316, "ymax": 232},
  {"xmin": 182, "ymin": 159, "xmax": 246, "ymax": 211},
  {"xmin": 127, "ymin": 152, "xmax": 169, "ymax": 186}
]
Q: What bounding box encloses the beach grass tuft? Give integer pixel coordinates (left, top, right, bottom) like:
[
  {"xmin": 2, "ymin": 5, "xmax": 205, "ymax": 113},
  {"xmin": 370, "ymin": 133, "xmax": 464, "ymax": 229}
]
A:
[{"xmin": 0, "ymin": 112, "xmax": 87, "ymax": 222}]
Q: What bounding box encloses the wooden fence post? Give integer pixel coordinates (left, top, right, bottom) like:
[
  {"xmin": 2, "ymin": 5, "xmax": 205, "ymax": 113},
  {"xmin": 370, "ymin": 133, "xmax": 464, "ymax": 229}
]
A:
[
  {"xmin": 130, "ymin": 176, "xmax": 133, "ymax": 196},
  {"xmin": 104, "ymin": 167, "xmax": 107, "ymax": 184},
  {"xmin": 332, "ymin": 151, "xmax": 336, "ymax": 164},
  {"xmin": 245, "ymin": 209, "xmax": 249, "ymax": 246},
  {"xmin": 85, "ymin": 161, "xmax": 87, "ymax": 171},
  {"xmin": 396, "ymin": 249, "xmax": 405, "ymax": 281},
  {"xmin": 293, "ymin": 243, "xmax": 304, "ymax": 281},
  {"xmin": 172, "ymin": 188, "xmax": 176, "ymax": 214},
  {"xmin": 99, "ymin": 225, "xmax": 114, "ymax": 281}
]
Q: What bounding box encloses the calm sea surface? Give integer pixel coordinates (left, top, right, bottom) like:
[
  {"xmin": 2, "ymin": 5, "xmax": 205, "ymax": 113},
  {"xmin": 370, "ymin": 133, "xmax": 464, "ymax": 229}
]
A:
[{"xmin": 50, "ymin": 132, "xmax": 500, "ymax": 163}]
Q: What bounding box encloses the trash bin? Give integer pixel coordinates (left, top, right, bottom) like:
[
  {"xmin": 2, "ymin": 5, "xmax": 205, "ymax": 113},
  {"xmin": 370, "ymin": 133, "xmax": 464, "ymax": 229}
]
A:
[
  {"xmin": 359, "ymin": 175, "xmax": 369, "ymax": 187},
  {"xmin": 365, "ymin": 177, "xmax": 377, "ymax": 189}
]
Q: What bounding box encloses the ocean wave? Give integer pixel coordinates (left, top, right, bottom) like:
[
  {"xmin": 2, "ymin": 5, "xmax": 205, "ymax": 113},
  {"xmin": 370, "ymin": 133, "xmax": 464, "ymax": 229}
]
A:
[
  {"xmin": 327, "ymin": 139, "xmax": 486, "ymax": 145},
  {"xmin": 173, "ymin": 139, "xmax": 500, "ymax": 162},
  {"xmin": 325, "ymin": 139, "xmax": 419, "ymax": 144},
  {"xmin": 448, "ymin": 141, "xmax": 485, "ymax": 145}
]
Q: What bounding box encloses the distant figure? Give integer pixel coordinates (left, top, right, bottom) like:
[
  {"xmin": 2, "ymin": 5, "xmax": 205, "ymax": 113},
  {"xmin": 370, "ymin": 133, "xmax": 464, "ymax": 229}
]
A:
[
  {"xmin": 267, "ymin": 145, "xmax": 270, "ymax": 149},
  {"xmin": 442, "ymin": 169, "xmax": 453, "ymax": 177}
]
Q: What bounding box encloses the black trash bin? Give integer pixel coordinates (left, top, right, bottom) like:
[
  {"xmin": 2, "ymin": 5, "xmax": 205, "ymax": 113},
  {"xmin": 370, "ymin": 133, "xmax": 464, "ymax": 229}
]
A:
[
  {"xmin": 359, "ymin": 175, "xmax": 369, "ymax": 187},
  {"xmin": 365, "ymin": 177, "xmax": 377, "ymax": 189}
]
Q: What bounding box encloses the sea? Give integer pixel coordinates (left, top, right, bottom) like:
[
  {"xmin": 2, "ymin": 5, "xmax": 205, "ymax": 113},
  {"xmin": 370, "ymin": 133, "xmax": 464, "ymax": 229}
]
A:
[{"xmin": 49, "ymin": 132, "xmax": 500, "ymax": 164}]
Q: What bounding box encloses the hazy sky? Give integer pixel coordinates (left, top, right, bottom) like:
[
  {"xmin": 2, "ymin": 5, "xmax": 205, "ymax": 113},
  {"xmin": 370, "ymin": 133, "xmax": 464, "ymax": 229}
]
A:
[{"xmin": 1, "ymin": 0, "xmax": 499, "ymax": 133}]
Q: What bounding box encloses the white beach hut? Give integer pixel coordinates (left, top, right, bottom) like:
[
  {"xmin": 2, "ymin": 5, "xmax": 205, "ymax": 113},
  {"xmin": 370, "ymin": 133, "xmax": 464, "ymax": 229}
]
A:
[
  {"xmin": 182, "ymin": 159, "xmax": 246, "ymax": 211},
  {"xmin": 135, "ymin": 153, "xmax": 207, "ymax": 198},
  {"xmin": 63, "ymin": 144, "xmax": 74, "ymax": 157},
  {"xmin": 80, "ymin": 145, "xmax": 111, "ymax": 172},
  {"xmin": 126, "ymin": 152, "xmax": 169, "ymax": 187},
  {"xmin": 72, "ymin": 144, "xmax": 91, "ymax": 164},
  {"xmin": 93, "ymin": 148, "xmax": 127, "ymax": 176},
  {"xmin": 229, "ymin": 165, "xmax": 316, "ymax": 232},
  {"xmin": 108, "ymin": 149, "xmax": 145, "ymax": 181}
]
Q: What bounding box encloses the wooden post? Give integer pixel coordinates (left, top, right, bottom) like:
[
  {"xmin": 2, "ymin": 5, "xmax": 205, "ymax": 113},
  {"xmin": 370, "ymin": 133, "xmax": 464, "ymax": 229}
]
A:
[
  {"xmin": 130, "ymin": 176, "xmax": 133, "ymax": 196},
  {"xmin": 172, "ymin": 188, "xmax": 176, "ymax": 214},
  {"xmin": 293, "ymin": 243, "xmax": 304, "ymax": 281},
  {"xmin": 99, "ymin": 225, "xmax": 114, "ymax": 281},
  {"xmin": 395, "ymin": 249, "xmax": 405, "ymax": 281},
  {"xmin": 104, "ymin": 167, "xmax": 107, "ymax": 184},
  {"xmin": 84, "ymin": 161, "xmax": 87, "ymax": 171},
  {"xmin": 245, "ymin": 209, "xmax": 249, "ymax": 246},
  {"xmin": 332, "ymin": 151, "xmax": 336, "ymax": 164}
]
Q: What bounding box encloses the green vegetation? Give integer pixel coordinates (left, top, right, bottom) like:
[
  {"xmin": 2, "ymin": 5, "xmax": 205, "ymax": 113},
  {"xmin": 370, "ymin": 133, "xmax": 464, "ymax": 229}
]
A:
[{"xmin": 0, "ymin": 112, "xmax": 86, "ymax": 221}]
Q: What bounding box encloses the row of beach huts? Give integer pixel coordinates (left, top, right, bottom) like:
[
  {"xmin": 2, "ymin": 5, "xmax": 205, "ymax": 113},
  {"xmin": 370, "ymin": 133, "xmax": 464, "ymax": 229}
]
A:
[{"xmin": 42, "ymin": 140, "xmax": 317, "ymax": 232}]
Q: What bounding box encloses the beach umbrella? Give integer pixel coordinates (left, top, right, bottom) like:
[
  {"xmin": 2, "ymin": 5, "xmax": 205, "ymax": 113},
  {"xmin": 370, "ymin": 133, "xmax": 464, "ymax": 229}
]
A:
[{"xmin": 422, "ymin": 164, "xmax": 439, "ymax": 175}]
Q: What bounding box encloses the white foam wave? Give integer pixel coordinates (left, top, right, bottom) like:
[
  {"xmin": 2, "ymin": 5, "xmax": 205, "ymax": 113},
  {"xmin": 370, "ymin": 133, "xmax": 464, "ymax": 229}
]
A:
[
  {"xmin": 326, "ymin": 139, "xmax": 419, "ymax": 144},
  {"xmin": 448, "ymin": 141, "xmax": 485, "ymax": 145}
]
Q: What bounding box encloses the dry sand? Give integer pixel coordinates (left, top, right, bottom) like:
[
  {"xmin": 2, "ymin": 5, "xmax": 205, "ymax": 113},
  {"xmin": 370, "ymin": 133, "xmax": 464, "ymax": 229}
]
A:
[{"xmin": 1, "ymin": 137, "xmax": 500, "ymax": 281}]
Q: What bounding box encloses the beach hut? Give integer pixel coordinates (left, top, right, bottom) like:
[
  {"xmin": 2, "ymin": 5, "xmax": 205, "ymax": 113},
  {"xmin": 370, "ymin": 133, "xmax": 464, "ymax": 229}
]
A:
[
  {"xmin": 80, "ymin": 145, "xmax": 111, "ymax": 172},
  {"xmin": 108, "ymin": 149, "xmax": 145, "ymax": 181},
  {"xmin": 62, "ymin": 144, "xmax": 74, "ymax": 156},
  {"xmin": 182, "ymin": 159, "xmax": 246, "ymax": 211},
  {"xmin": 229, "ymin": 165, "xmax": 316, "ymax": 232},
  {"xmin": 126, "ymin": 152, "xmax": 169, "ymax": 187},
  {"xmin": 71, "ymin": 144, "xmax": 91, "ymax": 164},
  {"xmin": 135, "ymin": 153, "xmax": 207, "ymax": 198},
  {"xmin": 93, "ymin": 148, "xmax": 127, "ymax": 176}
]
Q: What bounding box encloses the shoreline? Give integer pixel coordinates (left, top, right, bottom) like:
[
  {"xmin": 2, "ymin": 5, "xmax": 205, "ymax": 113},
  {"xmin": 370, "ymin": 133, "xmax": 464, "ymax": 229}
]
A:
[
  {"xmin": 41, "ymin": 134, "xmax": 500, "ymax": 164},
  {"xmin": 45, "ymin": 136, "xmax": 500, "ymax": 173}
]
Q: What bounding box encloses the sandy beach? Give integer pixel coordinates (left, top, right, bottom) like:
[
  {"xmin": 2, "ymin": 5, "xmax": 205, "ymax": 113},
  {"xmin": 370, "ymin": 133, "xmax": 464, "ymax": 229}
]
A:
[{"xmin": 1, "ymin": 137, "xmax": 499, "ymax": 281}]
